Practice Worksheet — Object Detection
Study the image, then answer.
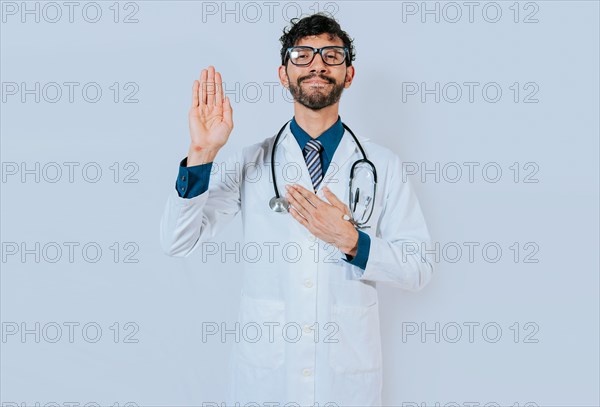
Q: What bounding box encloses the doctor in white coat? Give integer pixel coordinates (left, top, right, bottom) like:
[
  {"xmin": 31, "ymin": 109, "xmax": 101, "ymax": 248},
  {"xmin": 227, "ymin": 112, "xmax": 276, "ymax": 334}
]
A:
[{"xmin": 160, "ymin": 13, "xmax": 434, "ymax": 407}]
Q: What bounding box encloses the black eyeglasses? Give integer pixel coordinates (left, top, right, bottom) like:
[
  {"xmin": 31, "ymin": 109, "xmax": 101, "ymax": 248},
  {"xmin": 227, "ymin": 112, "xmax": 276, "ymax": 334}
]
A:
[{"xmin": 285, "ymin": 46, "xmax": 348, "ymax": 66}]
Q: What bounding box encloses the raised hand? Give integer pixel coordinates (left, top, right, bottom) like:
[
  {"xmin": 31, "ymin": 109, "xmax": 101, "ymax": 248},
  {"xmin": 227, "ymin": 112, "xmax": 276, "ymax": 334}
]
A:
[{"xmin": 187, "ymin": 66, "xmax": 234, "ymax": 166}]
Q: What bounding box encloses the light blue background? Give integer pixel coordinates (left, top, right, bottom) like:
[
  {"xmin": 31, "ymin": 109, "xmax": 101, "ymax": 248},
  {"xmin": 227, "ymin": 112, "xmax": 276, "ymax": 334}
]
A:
[{"xmin": 1, "ymin": 1, "xmax": 599, "ymax": 406}]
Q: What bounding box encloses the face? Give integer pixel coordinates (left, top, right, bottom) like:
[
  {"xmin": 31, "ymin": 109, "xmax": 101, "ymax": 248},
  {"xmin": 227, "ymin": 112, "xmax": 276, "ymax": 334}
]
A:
[{"xmin": 279, "ymin": 33, "xmax": 355, "ymax": 111}]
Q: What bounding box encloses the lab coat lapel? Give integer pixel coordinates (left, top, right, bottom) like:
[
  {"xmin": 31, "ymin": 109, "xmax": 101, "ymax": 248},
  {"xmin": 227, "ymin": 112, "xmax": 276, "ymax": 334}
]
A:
[
  {"xmin": 280, "ymin": 126, "xmax": 315, "ymax": 192},
  {"xmin": 280, "ymin": 125, "xmax": 360, "ymax": 193},
  {"xmin": 320, "ymin": 129, "xmax": 359, "ymax": 200},
  {"xmin": 278, "ymin": 126, "xmax": 315, "ymax": 237}
]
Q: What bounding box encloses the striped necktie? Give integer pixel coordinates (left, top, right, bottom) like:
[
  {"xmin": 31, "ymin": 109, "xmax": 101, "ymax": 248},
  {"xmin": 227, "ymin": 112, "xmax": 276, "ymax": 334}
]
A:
[{"xmin": 303, "ymin": 139, "xmax": 324, "ymax": 192}]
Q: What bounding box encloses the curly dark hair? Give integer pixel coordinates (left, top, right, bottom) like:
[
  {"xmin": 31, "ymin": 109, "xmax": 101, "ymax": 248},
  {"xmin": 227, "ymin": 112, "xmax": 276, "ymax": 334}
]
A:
[{"xmin": 279, "ymin": 13, "xmax": 356, "ymax": 67}]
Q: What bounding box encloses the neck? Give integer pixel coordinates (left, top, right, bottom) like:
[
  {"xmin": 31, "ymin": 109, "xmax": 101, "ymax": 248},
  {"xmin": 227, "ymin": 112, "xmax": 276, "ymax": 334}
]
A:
[{"xmin": 293, "ymin": 103, "xmax": 339, "ymax": 139}]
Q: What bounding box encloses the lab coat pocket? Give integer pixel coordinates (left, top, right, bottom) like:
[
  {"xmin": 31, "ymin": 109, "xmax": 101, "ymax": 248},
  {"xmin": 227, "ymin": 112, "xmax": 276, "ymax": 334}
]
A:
[
  {"xmin": 328, "ymin": 301, "xmax": 382, "ymax": 373},
  {"xmin": 237, "ymin": 293, "xmax": 286, "ymax": 370}
]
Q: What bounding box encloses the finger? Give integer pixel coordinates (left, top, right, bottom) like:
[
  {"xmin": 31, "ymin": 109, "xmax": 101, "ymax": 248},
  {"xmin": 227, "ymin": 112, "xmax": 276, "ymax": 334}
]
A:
[
  {"xmin": 191, "ymin": 80, "xmax": 199, "ymax": 108},
  {"xmin": 207, "ymin": 65, "xmax": 215, "ymax": 106},
  {"xmin": 286, "ymin": 189, "xmax": 312, "ymax": 219},
  {"xmin": 289, "ymin": 206, "xmax": 309, "ymax": 228},
  {"xmin": 286, "ymin": 192, "xmax": 311, "ymax": 219},
  {"xmin": 288, "ymin": 185, "xmax": 317, "ymax": 213},
  {"xmin": 215, "ymin": 71, "xmax": 223, "ymax": 107},
  {"xmin": 291, "ymin": 184, "xmax": 321, "ymax": 209},
  {"xmin": 322, "ymin": 186, "xmax": 348, "ymax": 212},
  {"xmin": 199, "ymin": 68, "xmax": 207, "ymax": 106}
]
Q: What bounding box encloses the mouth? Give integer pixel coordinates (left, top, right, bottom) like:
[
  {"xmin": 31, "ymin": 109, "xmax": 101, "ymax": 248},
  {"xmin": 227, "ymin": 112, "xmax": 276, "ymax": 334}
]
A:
[
  {"xmin": 301, "ymin": 76, "xmax": 332, "ymax": 86},
  {"xmin": 302, "ymin": 80, "xmax": 331, "ymax": 88}
]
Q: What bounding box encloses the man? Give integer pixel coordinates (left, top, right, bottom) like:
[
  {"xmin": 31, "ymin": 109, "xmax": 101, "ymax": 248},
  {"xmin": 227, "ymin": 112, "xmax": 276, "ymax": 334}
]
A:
[{"xmin": 160, "ymin": 13, "xmax": 434, "ymax": 406}]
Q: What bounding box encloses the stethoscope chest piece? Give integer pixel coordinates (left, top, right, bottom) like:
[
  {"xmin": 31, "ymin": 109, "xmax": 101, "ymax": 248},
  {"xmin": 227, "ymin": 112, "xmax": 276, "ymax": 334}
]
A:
[
  {"xmin": 268, "ymin": 120, "xmax": 377, "ymax": 225},
  {"xmin": 269, "ymin": 196, "xmax": 290, "ymax": 213}
]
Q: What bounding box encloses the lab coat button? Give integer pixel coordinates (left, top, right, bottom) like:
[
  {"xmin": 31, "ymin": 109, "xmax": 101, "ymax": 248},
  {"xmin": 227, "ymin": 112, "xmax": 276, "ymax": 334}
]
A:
[
  {"xmin": 308, "ymin": 234, "xmax": 316, "ymax": 242},
  {"xmin": 303, "ymin": 324, "xmax": 312, "ymax": 334},
  {"xmin": 303, "ymin": 279, "xmax": 313, "ymax": 288},
  {"xmin": 302, "ymin": 368, "xmax": 312, "ymax": 377}
]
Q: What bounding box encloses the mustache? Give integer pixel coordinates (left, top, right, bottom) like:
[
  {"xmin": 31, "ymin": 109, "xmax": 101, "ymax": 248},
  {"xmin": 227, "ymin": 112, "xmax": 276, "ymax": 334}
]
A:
[{"xmin": 298, "ymin": 74, "xmax": 335, "ymax": 84}]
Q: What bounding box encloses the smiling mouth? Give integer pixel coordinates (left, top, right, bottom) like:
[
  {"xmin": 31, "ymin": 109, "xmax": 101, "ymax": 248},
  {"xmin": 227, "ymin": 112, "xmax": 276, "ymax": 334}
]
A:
[{"xmin": 303, "ymin": 80, "xmax": 330, "ymax": 87}]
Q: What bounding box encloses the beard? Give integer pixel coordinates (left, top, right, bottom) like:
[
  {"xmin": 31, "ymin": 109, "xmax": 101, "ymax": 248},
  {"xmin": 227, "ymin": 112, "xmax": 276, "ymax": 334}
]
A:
[{"xmin": 287, "ymin": 72, "xmax": 345, "ymax": 111}]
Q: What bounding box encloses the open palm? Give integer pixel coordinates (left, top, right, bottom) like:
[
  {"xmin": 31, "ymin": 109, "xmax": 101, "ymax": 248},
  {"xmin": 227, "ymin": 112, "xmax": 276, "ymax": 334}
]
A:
[{"xmin": 188, "ymin": 66, "xmax": 233, "ymax": 150}]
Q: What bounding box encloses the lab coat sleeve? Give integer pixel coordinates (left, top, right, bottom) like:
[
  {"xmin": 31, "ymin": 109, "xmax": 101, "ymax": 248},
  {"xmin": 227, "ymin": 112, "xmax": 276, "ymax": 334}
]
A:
[
  {"xmin": 160, "ymin": 150, "xmax": 242, "ymax": 257},
  {"xmin": 355, "ymin": 154, "xmax": 434, "ymax": 291}
]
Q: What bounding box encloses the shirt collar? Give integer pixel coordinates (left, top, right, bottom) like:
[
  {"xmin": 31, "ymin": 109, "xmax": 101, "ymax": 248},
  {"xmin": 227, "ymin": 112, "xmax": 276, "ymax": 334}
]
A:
[{"xmin": 290, "ymin": 115, "xmax": 344, "ymax": 161}]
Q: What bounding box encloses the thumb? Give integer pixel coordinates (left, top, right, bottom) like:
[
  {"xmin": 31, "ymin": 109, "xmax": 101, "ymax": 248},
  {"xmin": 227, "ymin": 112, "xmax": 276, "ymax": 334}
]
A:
[
  {"xmin": 223, "ymin": 96, "xmax": 233, "ymax": 129},
  {"xmin": 323, "ymin": 186, "xmax": 349, "ymax": 213}
]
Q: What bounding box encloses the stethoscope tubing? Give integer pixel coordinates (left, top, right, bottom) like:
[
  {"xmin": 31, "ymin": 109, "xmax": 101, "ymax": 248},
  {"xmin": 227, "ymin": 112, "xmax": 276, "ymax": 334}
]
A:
[{"xmin": 270, "ymin": 120, "xmax": 377, "ymax": 199}]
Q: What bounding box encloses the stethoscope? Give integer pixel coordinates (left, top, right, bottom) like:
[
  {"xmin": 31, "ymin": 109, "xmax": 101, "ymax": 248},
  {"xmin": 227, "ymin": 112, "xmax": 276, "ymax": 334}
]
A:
[{"xmin": 268, "ymin": 120, "xmax": 378, "ymax": 229}]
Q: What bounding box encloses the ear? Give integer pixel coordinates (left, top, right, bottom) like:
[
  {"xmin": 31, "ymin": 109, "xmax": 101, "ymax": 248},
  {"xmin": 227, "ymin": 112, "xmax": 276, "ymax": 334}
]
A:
[
  {"xmin": 278, "ymin": 65, "xmax": 289, "ymax": 89},
  {"xmin": 344, "ymin": 65, "xmax": 355, "ymax": 89}
]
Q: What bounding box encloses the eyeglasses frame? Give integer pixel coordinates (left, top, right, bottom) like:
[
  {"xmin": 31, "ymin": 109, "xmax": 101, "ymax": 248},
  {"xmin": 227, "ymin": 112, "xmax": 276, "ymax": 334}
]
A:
[{"xmin": 285, "ymin": 46, "xmax": 349, "ymax": 66}]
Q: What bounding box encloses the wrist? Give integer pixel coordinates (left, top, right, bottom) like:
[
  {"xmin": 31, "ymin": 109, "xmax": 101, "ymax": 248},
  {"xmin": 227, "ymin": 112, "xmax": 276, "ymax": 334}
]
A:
[
  {"xmin": 187, "ymin": 145, "xmax": 219, "ymax": 166},
  {"xmin": 340, "ymin": 228, "xmax": 359, "ymax": 256}
]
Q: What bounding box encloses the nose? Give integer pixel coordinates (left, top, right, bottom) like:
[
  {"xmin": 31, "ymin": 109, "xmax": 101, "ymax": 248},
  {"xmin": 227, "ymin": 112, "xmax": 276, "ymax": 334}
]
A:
[{"xmin": 309, "ymin": 51, "xmax": 329, "ymax": 73}]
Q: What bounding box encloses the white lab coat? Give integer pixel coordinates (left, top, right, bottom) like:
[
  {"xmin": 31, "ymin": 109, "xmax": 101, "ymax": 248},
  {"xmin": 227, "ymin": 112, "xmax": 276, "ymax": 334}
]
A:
[{"xmin": 160, "ymin": 122, "xmax": 434, "ymax": 406}]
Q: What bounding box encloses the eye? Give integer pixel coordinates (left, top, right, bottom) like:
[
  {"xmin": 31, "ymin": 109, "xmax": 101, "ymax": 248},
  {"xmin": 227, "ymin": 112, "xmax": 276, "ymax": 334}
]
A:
[
  {"xmin": 291, "ymin": 49, "xmax": 311, "ymax": 59},
  {"xmin": 324, "ymin": 49, "xmax": 344, "ymax": 60}
]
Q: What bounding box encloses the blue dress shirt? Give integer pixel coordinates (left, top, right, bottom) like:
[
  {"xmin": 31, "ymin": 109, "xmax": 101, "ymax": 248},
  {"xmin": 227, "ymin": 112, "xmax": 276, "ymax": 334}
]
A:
[
  {"xmin": 289, "ymin": 115, "xmax": 343, "ymax": 176},
  {"xmin": 175, "ymin": 116, "xmax": 371, "ymax": 271}
]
